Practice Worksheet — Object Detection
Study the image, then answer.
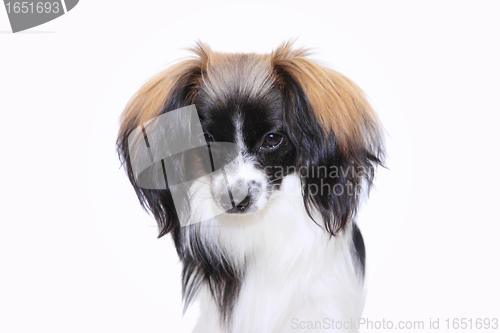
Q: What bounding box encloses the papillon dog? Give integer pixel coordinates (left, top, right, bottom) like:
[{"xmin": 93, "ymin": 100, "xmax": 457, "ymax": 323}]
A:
[{"xmin": 116, "ymin": 41, "xmax": 385, "ymax": 333}]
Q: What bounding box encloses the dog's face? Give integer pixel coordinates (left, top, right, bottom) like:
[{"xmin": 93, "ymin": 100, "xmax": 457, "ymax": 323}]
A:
[
  {"xmin": 196, "ymin": 80, "xmax": 295, "ymax": 215},
  {"xmin": 117, "ymin": 41, "xmax": 385, "ymax": 237}
]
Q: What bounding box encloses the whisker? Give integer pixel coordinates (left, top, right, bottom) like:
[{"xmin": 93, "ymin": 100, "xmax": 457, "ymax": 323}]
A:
[{"xmin": 267, "ymin": 177, "xmax": 284, "ymax": 185}]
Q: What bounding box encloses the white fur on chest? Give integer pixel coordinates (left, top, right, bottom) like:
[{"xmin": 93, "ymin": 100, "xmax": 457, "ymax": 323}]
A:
[{"xmin": 190, "ymin": 175, "xmax": 364, "ymax": 333}]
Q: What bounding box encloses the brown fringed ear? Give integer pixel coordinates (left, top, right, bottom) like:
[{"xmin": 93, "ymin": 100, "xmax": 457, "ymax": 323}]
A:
[
  {"xmin": 118, "ymin": 41, "xmax": 212, "ymax": 139},
  {"xmin": 271, "ymin": 40, "xmax": 383, "ymax": 161},
  {"xmin": 271, "ymin": 40, "xmax": 385, "ymax": 236},
  {"xmin": 116, "ymin": 42, "xmax": 212, "ymax": 238}
]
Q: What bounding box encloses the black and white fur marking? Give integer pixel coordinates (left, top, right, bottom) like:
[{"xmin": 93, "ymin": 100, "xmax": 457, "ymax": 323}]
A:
[{"xmin": 116, "ymin": 41, "xmax": 385, "ymax": 333}]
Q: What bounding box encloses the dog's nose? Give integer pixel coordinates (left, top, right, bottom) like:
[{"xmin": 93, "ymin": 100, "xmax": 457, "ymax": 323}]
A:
[
  {"xmin": 234, "ymin": 195, "xmax": 251, "ymax": 212},
  {"xmin": 222, "ymin": 194, "xmax": 252, "ymax": 214}
]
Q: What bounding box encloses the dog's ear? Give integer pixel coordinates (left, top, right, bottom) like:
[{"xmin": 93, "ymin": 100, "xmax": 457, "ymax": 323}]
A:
[
  {"xmin": 272, "ymin": 41, "xmax": 385, "ymax": 236},
  {"xmin": 116, "ymin": 42, "xmax": 211, "ymax": 238}
]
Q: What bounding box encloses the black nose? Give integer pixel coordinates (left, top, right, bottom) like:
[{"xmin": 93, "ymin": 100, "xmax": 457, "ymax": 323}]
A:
[{"xmin": 225, "ymin": 195, "xmax": 252, "ymax": 214}]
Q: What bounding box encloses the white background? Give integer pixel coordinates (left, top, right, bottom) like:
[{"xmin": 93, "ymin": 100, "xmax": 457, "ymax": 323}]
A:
[{"xmin": 1, "ymin": 1, "xmax": 499, "ymax": 332}]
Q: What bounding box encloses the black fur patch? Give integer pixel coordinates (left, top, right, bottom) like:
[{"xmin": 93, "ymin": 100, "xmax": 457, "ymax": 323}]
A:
[
  {"xmin": 351, "ymin": 223, "xmax": 366, "ymax": 278},
  {"xmin": 173, "ymin": 226, "xmax": 243, "ymax": 325},
  {"xmin": 274, "ymin": 66, "xmax": 384, "ymax": 236}
]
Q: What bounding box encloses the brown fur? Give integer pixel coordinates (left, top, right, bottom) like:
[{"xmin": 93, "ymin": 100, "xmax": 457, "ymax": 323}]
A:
[
  {"xmin": 271, "ymin": 40, "xmax": 382, "ymax": 156},
  {"xmin": 118, "ymin": 41, "xmax": 381, "ymax": 159}
]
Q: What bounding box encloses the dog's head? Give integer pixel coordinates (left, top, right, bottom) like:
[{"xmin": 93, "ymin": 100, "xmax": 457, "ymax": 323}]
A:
[{"xmin": 117, "ymin": 41, "xmax": 384, "ymax": 237}]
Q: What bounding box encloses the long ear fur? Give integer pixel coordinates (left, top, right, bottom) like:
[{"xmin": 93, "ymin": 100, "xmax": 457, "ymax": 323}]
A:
[
  {"xmin": 116, "ymin": 42, "xmax": 211, "ymax": 238},
  {"xmin": 272, "ymin": 41, "xmax": 385, "ymax": 236}
]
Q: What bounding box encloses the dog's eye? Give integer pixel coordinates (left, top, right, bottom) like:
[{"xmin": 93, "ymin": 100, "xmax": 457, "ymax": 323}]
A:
[
  {"xmin": 261, "ymin": 133, "xmax": 283, "ymax": 149},
  {"xmin": 204, "ymin": 133, "xmax": 214, "ymax": 144}
]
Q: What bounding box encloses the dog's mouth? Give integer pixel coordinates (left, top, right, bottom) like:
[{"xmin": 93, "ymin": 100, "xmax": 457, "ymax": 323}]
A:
[{"xmin": 220, "ymin": 194, "xmax": 255, "ymax": 214}]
